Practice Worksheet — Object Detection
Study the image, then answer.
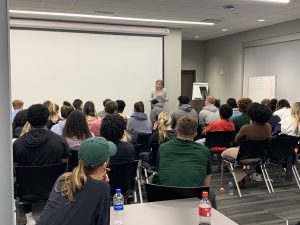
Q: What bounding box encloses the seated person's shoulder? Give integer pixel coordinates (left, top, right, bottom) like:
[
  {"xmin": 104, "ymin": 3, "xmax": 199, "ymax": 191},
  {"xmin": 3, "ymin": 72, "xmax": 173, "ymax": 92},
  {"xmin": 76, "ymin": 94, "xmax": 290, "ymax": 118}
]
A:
[{"xmin": 88, "ymin": 177, "xmax": 110, "ymax": 192}]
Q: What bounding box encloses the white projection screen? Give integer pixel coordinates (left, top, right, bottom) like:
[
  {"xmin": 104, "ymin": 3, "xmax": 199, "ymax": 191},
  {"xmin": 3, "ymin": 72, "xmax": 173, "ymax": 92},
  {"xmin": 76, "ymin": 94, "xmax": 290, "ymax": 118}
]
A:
[{"xmin": 10, "ymin": 29, "xmax": 163, "ymax": 115}]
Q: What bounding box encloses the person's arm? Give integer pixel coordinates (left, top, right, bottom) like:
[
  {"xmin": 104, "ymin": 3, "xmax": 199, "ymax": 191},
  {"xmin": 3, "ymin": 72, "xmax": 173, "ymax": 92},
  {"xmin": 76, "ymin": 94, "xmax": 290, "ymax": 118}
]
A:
[
  {"xmin": 203, "ymin": 149, "xmax": 212, "ymax": 186},
  {"xmin": 163, "ymin": 89, "xmax": 168, "ymax": 102},
  {"xmin": 235, "ymin": 126, "xmax": 247, "ymax": 144},
  {"xmin": 203, "ymin": 175, "xmax": 211, "ymax": 186},
  {"xmin": 61, "ymin": 139, "xmax": 71, "ymax": 163},
  {"xmin": 97, "ymin": 184, "xmax": 111, "ymax": 225},
  {"xmin": 199, "ymin": 111, "xmax": 205, "ymax": 126}
]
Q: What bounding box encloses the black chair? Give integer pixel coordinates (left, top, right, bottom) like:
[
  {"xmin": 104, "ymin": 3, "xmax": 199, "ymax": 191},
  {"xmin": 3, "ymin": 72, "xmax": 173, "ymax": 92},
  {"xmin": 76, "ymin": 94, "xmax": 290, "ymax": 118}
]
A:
[
  {"xmin": 205, "ymin": 131, "xmax": 234, "ymax": 171},
  {"xmin": 150, "ymin": 143, "xmax": 160, "ymax": 168},
  {"xmin": 67, "ymin": 150, "xmax": 78, "ymax": 172},
  {"xmin": 221, "ymin": 139, "xmax": 271, "ymax": 197},
  {"xmin": 267, "ymin": 135, "xmax": 300, "ymax": 191},
  {"xmin": 145, "ymin": 183, "xmax": 209, "ymax": 202},
  {"xmin": 15, "ymin": 163, "xmax": 67, "ymax": 225},
  {"xmin": 137, "ymin": 133, "xmax": 151, "ymax": 153},
  {"xmin": 109, "ymin": 160, "xmax": 141, "ymax": 204},
  {"xmin": 134, "ymin": 144, "xmax": 142, "ymax": 160}
]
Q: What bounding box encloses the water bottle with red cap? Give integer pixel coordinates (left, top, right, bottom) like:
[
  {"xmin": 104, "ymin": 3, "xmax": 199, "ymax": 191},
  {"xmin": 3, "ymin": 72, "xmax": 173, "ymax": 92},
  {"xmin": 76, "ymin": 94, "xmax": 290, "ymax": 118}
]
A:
[{"xmin": 199, "ymin": 191, "xmax": 211, "ymax": 225}]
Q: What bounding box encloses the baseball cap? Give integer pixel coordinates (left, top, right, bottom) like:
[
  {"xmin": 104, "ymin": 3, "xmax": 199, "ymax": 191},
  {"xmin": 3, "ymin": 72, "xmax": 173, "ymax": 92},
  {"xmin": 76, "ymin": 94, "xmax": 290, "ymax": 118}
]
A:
[{"xmin": 78, "ymin": 137, "xmax": 117, "ymax": 168}]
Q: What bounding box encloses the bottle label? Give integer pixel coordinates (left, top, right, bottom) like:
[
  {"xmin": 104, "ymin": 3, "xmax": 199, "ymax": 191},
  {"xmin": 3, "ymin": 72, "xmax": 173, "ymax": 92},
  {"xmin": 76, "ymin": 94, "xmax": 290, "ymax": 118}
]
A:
[
  {"xmin": 199, "ymin": 207, "xmax": 211, "ymax": 217},
  {"xmin": 114, "ymin": 203, "xmax": 124, "ymax": 211}
]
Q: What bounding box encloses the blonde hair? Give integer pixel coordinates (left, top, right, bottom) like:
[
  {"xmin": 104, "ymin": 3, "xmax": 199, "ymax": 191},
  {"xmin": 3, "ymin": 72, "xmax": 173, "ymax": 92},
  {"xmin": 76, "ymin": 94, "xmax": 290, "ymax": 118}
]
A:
[
  {"xmin": 57, "ymin": 160, "xmax": 100, "ymax": 201},
  {"xmin": 154, "ymin": 80, "xmax": 165, "ymax": 95},
  {"xmin": 48, "ymin": 102, "xmax": 59, "ymax": 118},
  {"xmin": 157, "ymin": 112, "xmax": 172, "ymax": 144},
  {"xmin": 291, "ymin": 102, "xmax": 300, "ymax": 135},
  {"xmin": 206, "ymin": 96, "xmax": 215, "ymax": 105},
  {"xmin": 12, "ymin": 99, "xmax": 24, "ymax": 110},
  {"xmin": 21, "ymin": 122, "xmax": 31, "ymax": 136}
]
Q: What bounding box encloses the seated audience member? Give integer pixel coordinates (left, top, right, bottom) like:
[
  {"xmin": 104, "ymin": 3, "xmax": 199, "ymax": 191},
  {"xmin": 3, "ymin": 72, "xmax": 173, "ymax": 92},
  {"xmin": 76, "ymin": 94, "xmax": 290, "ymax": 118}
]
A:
[
  {"xmin": 51, "ymin": 105, "xmax": 74, "ymax": 135},
  {"xmin": 149, "ymin": 112, "xmax": 176, "ymax": 148},
  {"xmin": 116, "ymin": 100, "xmax": 127, "ymax": 118},
  {"xmin": 47, "ymin": 102, "xmax": 61, "ymax": 130},
  {"xmin": 72, "ymin": 99, "xmax": 83, "ymax": 111},
  {"xmin": 227, "ymin": 98, "xmax": 241, "ymax": 119},
  {"xmin": 157, "ymin": 116, "xmax": 211, "ymax": 187},
  {"xmin": 83, "ymin": 101, "xmax": 102, "ymax": 136},
  {"xmin": 221, "ymin": 103, "xmax": 272, "ymax": 186},
  {"xmin": 101, "ymin": 114, "xmax": 135, "ymax": 163},
  {"xmin": 204, "ymin": 104, "xmax": 235, "ymax": 133},
  {"xmin": 261, "ymin": 98, "xmax": 281, "ymax": 132},
  {"xmin": 11, "ymin": 99, "xmax": 24, "ymax": 121},
  {"xmin": 274, "ymin": 102, "xmax": 300, "ymax": 137},
  {"xmin": 232, "ymin": 98, "xmax": 252, "ymax": 134},
  {"xmin": 270, "ymin": 98, "xmax": 278, "ymax": 113},
  {"xmin": 273, "ymin": 99, "xmax": 291, "ymax": 120},
  {"xmin": 13, "ymin": 104, "xmax": 70, "ymax": 225},
  {"xmin": 150, "ymin": 99, "xmax": 169, "ymax": 124},
  {"xmin": 43, "ymin": 100, "xmax": 51, "ymax": 108},
  {"xmin": 37, "ymin": 137, "xmax": 116, "ymax": 225},
  {"xmin": 62, "ymin": 101, "xmax": 72, "ymax": 107},
  {"xmin": 63, "ymin": 110, "xmax": 93, "ymax": 150},
  {"xmin": 12, "ymin": 109, "xmax": 28, "ymax": 138},
  {"xmin": 98, "ymin": 98, "xmax": 111, "ymax": 118},
  {"xmin": 171, "ymin": 96, "xmax": 198, "ymax": 128},
  {"xmin": 104, "ymin": 100, "xmax": 118, "ymax": 116},
  {"xmin": 127, "ymin": 101, "xmax": 152, "ymax": 134},
  {"xmin": 199, "ymin": 96, "xmax": 220, "ymax": 126},
  {"xmin": 214, "ymin": 99, "xmax": 221, "ymax": 109}
]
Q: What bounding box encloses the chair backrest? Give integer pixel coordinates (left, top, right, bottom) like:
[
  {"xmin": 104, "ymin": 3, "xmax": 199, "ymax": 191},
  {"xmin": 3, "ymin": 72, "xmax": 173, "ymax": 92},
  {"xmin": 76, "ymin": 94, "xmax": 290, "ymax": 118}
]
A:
[
  {"xmin": 150, "ymin": 143, "xmax": 160, "ymax": 167},
  {"xmin": 269, "ymin": 135, "xmax": 298, "ymax": 164},
  {"xmin": 145, "ymin": 183, "xmax": 209, "ymax": 202},
  {"xmin": 109, "ymin": 160, "xmax": 138, "ymax": 195},
  {"xmin": 15, "ymin": 163, "xmax": 67, "ymax": 199},
  {"xmin": 236, "ymin": 139, "xmax": 270, "ymax": 162},
  {"xmin": 137, "ymin": 133, "xmax": 151, "ymax": 152},
  {"xmin": 134, "ymin": 144, "xmax": 142, "ymax": 160},
  {"xmin": 205, "ymin": 131, "xmax": 234, "ymax": 148},
  {"xmin": 67, "ymin": 150, "xmax": 78, "ymax": 172}
]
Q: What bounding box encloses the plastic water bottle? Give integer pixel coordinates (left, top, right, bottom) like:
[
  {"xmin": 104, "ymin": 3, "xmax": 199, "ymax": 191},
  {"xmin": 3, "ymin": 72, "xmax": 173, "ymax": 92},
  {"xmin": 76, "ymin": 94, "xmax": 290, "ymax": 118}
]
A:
[
  {"xmin": 228, "ymin": 179, "xmax": 234, "ymax": 196},
  {"xmin": 199, "ymin": 191, "xmax": 211, "ymax": 225},
  {"xmin": 113, "ymin": 189, "xmax": 124, "ymax": 225}
]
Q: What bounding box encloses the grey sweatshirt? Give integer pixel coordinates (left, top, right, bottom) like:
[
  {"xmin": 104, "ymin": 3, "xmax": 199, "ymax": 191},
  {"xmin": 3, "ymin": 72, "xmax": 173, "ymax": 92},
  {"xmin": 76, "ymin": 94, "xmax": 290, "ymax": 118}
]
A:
[
  {"xmin": 150, "ymin": 103, "xmax": 169, "ymax": 124},
  {"xmin": 171, "ymin": 104, "xmax": 198, "ymax": 128},
  {"xmin": 199, "ymin": 104, "xmax": 220, "ymax": 125}
]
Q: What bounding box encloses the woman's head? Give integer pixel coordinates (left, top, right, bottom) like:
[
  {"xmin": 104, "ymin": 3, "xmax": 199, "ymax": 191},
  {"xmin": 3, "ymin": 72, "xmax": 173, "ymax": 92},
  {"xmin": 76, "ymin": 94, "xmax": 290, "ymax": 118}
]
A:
[
  {"xmin": 73, "ymin": 99, "xmax": 83, "ymax": 111},
  {"xmin": 157, "ymin": 112, "xmax": 172, "ymax": 143},
  {"xmin": 276, "ymin": 99, "xmax": 290, "ymax": 110},
  {"xmin": 247, "ymin": 103, "xmax": 271, "ymax": 124},
  {"xmin": 83, "ymin": 101, "xmax": 97, "ymax": 117},
  {"xmin": 155, "ymin": 80, "xmax": 163, "ymax": 90},
  {"xmin": 59, "ymin": 137, "xmax": 117, "ymax": 201},
  {"xmin": 13, "ymin": 109, "xmax": 28, "ymax": 129},
  {"xmin": 237, "ymin": 98, "xmax": 253, "ymax": 113},
  {"xmin": 100, "ymin": 114, "xmax": 127, "ymax": 143},
  {"xmin": 48, "ymin": 102, "xmax": 59, "ymax": 118},
  {"xmin": 291, "ymin": 102, "xmax": 300, "ymax": 135},
  {"xmin": 63, "ymin": 110, "xmax": 91, "ymax": 139},
  {"xmin": 134, "ymin": 101, "xmax": 144, "ymax": 113}
]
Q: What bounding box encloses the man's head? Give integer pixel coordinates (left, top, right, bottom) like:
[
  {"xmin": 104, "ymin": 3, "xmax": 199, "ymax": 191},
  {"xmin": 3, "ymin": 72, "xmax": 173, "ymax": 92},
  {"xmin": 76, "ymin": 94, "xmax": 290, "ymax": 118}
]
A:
[
  {"xmin": 73, "ymin": 99, "xmax": 83, "ymax": 111},
  {"xmin": 102, "ymin": 98, "xmax": 112, "ymax": 107},
  {"xmin": 61, "ymin": 105, "xmax": 74, "ymax": 119},
  {"xmin": 151, "ymin": 99, "xmax": 159, "ymax": 109},
  {"xmin": 27, "ymin": 104, "xmax": 50, "ymax": 128},
  {"xmin": 178, "ymin": 96, "xmax": 190, "ymax": 106},
  {"xmin": 205, "ymin": 96, "xmax": 215, "ymax": 106},
  {"xmin": 219, "ymin": 104, "xmax": 233, "ymax": 120},
  {"xmin": 100, "ymin": 114, "xmax": 127, "ymax": 143},
  {"xmin": 104, "ymin": 101, "xmax": 118, "ymax": 115},
  {"xmin": 116, "ymin": 100, "xmax": 126, "ymax": 113},
  {"xmin": 226, "ymin": 98, "xmax": 238, "ymax": 109},
  {"xmin": 12, "ymin": 99, "xmax": 24, "ymax": 110},
  {"xmin": 176, "ymin": 116, "xmax": 198, "ymax": 140}
]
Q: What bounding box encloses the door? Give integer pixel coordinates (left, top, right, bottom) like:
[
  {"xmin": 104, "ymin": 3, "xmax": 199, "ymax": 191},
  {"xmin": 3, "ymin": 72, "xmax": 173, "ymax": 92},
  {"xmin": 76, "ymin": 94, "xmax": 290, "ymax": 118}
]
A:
[{"xmin": 181, "ymin": 70, "xmax": 196, "ymax": 100}]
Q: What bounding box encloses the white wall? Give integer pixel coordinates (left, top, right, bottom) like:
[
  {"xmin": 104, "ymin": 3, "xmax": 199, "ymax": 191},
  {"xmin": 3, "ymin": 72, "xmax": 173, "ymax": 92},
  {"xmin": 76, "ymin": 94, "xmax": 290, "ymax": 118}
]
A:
[
  {"xmin": 182, "ymin": 40, "xmax": 204, "ymax": 82},
  {"xmin": 203, "ymin": 18, "xmax": 300, "ymax": 104},
  {"xmin": 164, "ymin": 29, "xmax": 182, "ymax": 113}
]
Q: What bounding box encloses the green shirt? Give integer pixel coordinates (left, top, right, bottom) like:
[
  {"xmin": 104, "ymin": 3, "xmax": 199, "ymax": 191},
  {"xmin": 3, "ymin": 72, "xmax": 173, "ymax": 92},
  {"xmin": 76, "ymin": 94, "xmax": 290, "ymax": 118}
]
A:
[
  {"xmin": 232, "ymin": 113, "xmax": 251, "ymax": 134},
  {"xmin": 157, "ymin": 138, "xmax": 211, "ymax": 187}
]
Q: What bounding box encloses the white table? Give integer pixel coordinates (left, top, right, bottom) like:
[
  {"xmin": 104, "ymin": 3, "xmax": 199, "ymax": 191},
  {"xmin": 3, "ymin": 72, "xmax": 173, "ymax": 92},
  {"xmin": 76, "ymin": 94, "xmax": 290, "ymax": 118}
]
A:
[{"xmin": 110, "ymin": 198, "xmax": 238, "ymax": 225}]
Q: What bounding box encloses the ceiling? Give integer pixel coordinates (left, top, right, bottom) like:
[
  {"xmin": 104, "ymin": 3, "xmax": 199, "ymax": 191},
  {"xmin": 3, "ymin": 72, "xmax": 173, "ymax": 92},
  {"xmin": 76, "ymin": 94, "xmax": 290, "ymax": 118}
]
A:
[{"xmin": 9, "ymin": 0, "xmax": 300, "ymax": 40}]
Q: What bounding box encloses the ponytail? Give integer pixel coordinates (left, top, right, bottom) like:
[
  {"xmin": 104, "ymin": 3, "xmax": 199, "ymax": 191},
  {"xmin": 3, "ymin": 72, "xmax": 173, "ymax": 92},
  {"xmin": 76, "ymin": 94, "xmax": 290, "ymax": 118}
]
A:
[
  {"xmin": 157, "ymin": 112, "xmax": 171, "ymax": 144},
  {"xmin": 57, "ymin": 160, "xmax": 90, "ymax": 201}
]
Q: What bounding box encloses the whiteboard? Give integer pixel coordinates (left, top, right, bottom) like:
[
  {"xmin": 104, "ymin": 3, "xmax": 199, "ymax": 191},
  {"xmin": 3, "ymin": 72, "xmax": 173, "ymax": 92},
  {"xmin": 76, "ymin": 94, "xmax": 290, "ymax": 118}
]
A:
[
  {"xmin": 192, "ymin": 83, "xmax": 208, "ymax": 100},
  {"xmin": 248, "ymin": 76, "xmax": 276, "ymax": 102}
]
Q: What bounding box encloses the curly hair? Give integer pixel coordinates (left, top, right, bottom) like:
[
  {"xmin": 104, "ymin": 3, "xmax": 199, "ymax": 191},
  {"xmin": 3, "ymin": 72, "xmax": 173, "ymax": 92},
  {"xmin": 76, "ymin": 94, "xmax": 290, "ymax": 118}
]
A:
[
  {"xmin": 237, "ymin": 98, "xmax": 253, "ymax": 113},
  {"xmin": 247, "ymin": 103, "xmax": 271, "ymax": 124},
  {"xmin": 27, "ymin": 104, "xmax": 50, "ymax": 127},
  {"xmin": 13, "ymin": 109, "xmax": 28, "ymax": 130},
  {"xmin": 63, "ymin": 110, "xmax": 91, "ymax": 139},
  {"xmin": 100, "ymin": 114, "xmax": 126, "ymax": 143}
]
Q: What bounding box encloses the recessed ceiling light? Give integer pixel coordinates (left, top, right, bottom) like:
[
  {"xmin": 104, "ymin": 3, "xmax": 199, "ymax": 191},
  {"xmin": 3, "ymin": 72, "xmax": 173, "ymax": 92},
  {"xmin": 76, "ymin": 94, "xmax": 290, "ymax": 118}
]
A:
[
  {"xmin": 9, "ymin": 10, "xmax": 215, "ymax": 26},
  {"xmin": 222, "ymin": 28, "xmax": 228, "ymax": 32},
  {"xmin": 254, "ymin": 0, "xmax": 290, "ymax": 3},
  {"xmin": 258, "ymin": 19, "xmax": 265, "ymax": 22},
  {"xmin": 194, "ymin": 35, "xmax": 200, "ymax": 39}
]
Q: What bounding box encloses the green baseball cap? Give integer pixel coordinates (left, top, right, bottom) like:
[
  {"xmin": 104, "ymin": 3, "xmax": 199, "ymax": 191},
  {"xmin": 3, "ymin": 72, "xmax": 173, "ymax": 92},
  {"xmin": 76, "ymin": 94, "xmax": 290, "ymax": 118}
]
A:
[{"xmin": 78, "ymin": 137, "xmax": 117, "ymax": 168}]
